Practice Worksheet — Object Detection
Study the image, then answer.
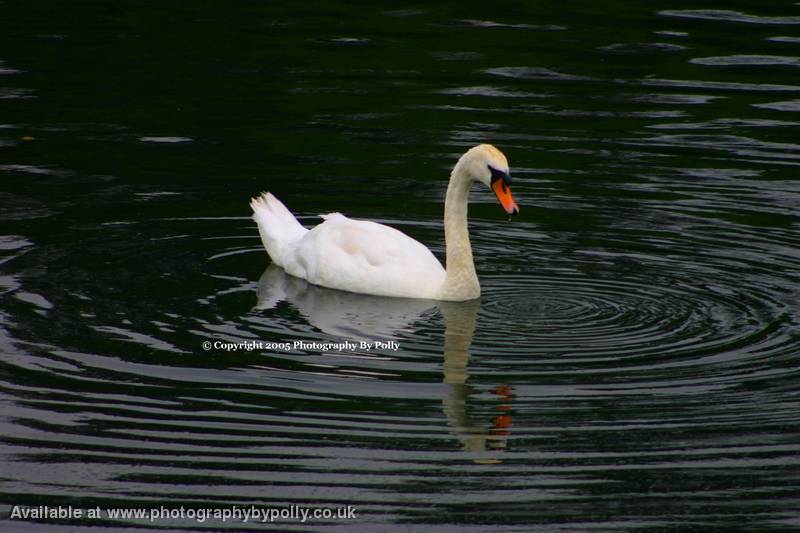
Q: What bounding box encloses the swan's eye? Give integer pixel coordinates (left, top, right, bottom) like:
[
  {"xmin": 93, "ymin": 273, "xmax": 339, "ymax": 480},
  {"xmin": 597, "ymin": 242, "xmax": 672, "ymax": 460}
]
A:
[{"xmin": 489, "ymin": 165, "xmax": 511, "ymax": 186}]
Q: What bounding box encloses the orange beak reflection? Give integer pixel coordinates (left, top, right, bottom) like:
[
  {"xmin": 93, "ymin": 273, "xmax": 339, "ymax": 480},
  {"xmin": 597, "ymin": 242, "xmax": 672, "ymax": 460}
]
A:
[{"xmin": 491, "ymin": 179, "xmax": 519, "ymax": 215}]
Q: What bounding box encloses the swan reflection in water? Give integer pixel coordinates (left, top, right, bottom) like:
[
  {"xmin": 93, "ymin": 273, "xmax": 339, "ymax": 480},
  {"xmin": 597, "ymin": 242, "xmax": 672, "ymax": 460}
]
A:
[{"xmin": 255, "ymin": 265, "xmax": 514, "ymax": 459}]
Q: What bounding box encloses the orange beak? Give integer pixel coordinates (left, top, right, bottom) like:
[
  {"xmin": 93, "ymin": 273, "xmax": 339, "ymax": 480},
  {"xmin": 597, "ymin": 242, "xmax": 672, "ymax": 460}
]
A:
[{"xmin": 491, "ymin": 179, "xmax": 519, "ymax": 215}]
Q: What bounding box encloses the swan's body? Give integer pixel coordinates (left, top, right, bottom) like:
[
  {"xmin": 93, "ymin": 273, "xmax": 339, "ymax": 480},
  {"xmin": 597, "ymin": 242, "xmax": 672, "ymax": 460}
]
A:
[
  {"xmin": 253, "ymin": 204, "xmax": 446, "ymax": 299},
  {"xmin": 250, "ymin": 144, "xmax": 518, "ymax": 301}
]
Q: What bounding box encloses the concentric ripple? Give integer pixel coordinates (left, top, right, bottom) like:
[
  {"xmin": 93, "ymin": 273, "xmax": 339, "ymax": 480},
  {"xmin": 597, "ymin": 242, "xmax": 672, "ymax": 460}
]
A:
[{"xmin": 479, "ymin": 273, "xmax": 786, "ymax": 363}]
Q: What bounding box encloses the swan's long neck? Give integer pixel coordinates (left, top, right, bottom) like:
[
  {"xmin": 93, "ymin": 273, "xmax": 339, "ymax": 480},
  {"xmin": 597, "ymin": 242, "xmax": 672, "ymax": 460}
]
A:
[{"xmin": 439, "ymin": 163, "xmax": 480, "ymax": 301}]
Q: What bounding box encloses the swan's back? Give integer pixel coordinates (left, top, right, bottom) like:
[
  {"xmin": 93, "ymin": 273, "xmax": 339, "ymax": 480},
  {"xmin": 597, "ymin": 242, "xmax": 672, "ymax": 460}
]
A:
[{"xmin": 289, "ymin": 213, "xmax": 446, "ymax": 299}]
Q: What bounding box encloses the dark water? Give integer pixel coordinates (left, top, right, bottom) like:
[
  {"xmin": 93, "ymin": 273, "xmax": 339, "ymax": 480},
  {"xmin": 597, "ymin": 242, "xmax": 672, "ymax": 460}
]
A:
[{"xmin": 2, "ymin": 1, "xmax": 800, "ymax": 530}]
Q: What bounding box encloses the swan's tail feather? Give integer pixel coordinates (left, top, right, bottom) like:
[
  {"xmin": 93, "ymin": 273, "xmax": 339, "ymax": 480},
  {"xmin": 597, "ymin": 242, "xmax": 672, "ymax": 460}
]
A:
[{"xmin": 250, "ymin": 192, "xmax": 307, "ymax": 268}]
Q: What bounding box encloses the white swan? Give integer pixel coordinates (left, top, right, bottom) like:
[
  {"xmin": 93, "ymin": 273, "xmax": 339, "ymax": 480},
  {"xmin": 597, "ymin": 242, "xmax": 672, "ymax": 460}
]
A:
[{"xmin": 250, "ymin": 144, "xmax": 518, "ymax": 301}]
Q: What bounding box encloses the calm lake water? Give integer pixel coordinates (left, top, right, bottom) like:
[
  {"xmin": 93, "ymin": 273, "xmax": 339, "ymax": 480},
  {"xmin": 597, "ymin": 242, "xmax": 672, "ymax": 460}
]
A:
[{"xmin": 2, "ymin": 1, "xmax": 799, "ymax": 531}]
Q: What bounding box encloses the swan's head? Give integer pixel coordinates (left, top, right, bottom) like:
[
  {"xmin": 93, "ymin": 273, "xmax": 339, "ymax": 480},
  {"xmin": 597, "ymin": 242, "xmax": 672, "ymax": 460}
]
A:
[{"xmin": 459, "ymin": 144, "xmax": 519, "ymax": 216}]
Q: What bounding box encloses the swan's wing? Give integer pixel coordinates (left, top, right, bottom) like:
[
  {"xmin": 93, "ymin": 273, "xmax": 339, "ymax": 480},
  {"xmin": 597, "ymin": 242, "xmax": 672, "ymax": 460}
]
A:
[{"xmin": 286, "ymin": 213, "xmax": 445, "ymax": 299}]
